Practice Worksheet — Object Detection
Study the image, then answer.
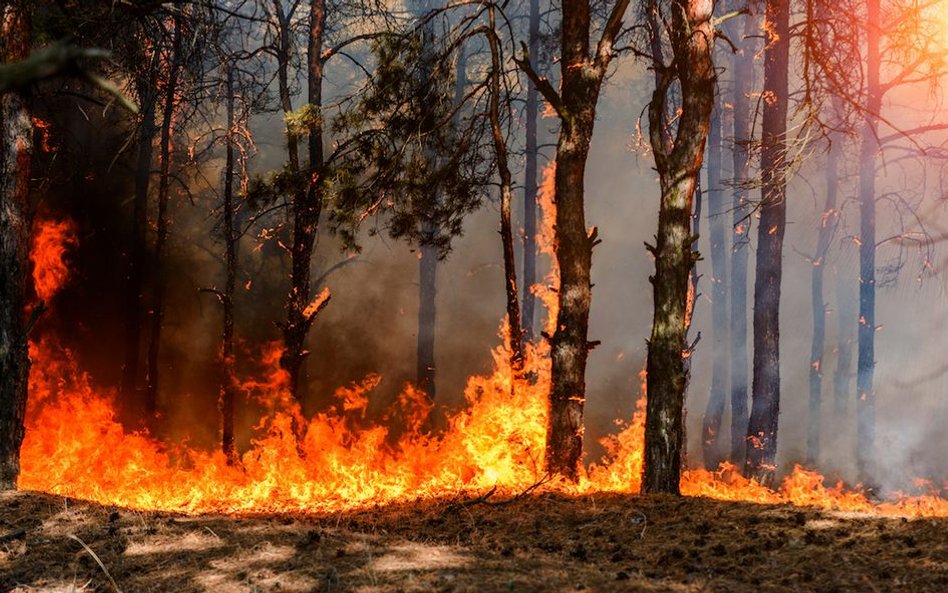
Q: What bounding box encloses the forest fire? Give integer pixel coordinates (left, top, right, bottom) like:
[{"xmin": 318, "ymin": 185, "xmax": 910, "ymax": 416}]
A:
[
  {"xmin": 4, "ymin": 0, "xmax": 948, "ymax": 589},
  {"xmin": 17, "ymin": 220, "xmax": 948, "ymax": 518}
]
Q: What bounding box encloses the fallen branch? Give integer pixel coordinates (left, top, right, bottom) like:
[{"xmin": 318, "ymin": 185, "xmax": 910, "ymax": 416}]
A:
[{"xmin": 445, "ymin": 475, "xmax": 554, "ymax": 513}]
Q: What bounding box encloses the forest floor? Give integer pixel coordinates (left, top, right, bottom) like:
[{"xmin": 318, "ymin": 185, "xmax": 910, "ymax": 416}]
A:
[{"xmin": 0, "ymin": 489, "xmax": 945, "ymax": 593}]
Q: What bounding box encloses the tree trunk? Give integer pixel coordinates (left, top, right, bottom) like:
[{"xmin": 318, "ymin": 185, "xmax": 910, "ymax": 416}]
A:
[
  {"xmin": 520, "ymin": 0, "xmax": 628, "ymax": 479},
  {"xmin": 643, "ymin": 0, "xmax": 715, "ymax": 495},
  {"xmin": 806, "ymin": 130, "xmax": 840, "ymax": 464},
  {"xmin": 279, "ymin": 0, "xmax": 327, "ymax": 401},
  {"xmin": 701, "ymin": 94, "xmax": 728, "ymax": 469},
  {"xmin": 856, "ymin": 0, "xmax": 880, "ymax": 481},
  {"xmin": 120, "ymin": 76, "xmax": 157, "ymax": 414},
  {"xmin": 728, "ymin": 6, "xmax": 757, "ymax": 466},
  {"xmin": 145, "ymin": 14, "xmax": 183, "ymax": 423},
  {"xmin": 744, "ymin": 0, "xmax": 789, "ymax": 485},
  {"xmin": 486, "ymin": 12, "xmax": 524, "ymax": 372},
  {"xmin": 520, "ymin": 0, "xmax": 540, "ymax": 343},
  {"xmin": 416, "ymin": 240, "xmax": 437, "ymax": 400},
  {"xmin": 832, "ymin": 247, "xmax": 856, "ymax": 418},
  {"xmin": 220, "ymin": 61, "xmax": 238, "ymax": 464},
  {"xmin": 0, "ymin": 1, "xmax": 32, "ymax": 490}
]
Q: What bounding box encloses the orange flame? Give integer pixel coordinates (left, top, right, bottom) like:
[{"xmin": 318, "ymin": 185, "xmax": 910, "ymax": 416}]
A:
[
  {"xmin": 30, "ymin": 218, "xmax": 77, "ymax": 302},
  {"xmin": 16, "ymin": 215, "xmax": 948, "ymax": 518}
]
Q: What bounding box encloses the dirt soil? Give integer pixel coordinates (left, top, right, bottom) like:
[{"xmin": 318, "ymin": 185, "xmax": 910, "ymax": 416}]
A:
[{"xmin": 0, "ymin": 489, "xmax": 945, "ymax": 593}]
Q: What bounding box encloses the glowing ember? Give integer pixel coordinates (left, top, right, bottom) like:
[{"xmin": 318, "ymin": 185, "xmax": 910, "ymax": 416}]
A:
[{"xmin": 16, "ymin": 212, "xmax": 948, "ymax": 518}]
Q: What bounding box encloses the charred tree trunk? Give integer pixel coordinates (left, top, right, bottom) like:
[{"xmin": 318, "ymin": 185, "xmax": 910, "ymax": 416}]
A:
[
  {"xmin": 145, "ymin": 14, "xmax": 183, "ymax": 422},
  {"xmin": 0, "ymin": 1, "xmax": 32, "ymax": 490},
  {"xmin": 856, "ymin": 0, "xmax": 880, "ymax": 481},
  {"xmin": 744, "ymin": 0, "xmax": 789, "ymax": 485},
  {"xmin": 120, "ymin": 77, "xmax": 157, "ymax": 413},
  {"xmin": 520, "ymin": 0, "xmax": 540, "ymax": 343},
  {"xmin": 643, "ymin": 0, "xmax": 715, "ymax": 495},
  {"xmin": 728, "ymin": 7, "xmax": 757, "ymax": 465},
  {"xmin": 278, "ymin": 0, "xmax": 328, "ymax": 401},
  {"xmin": 806, "ymin": 131, "xmax": 840, "ymax": 464},
  {"xmin": 220, "ymin": 62, "xmax": 238, "ymax": 464},
  {"xmin": 701, "ymin": 93, "xmax": 728, "ymax": 469},
  {"xmin": 486, "ymin": 14, "xmax": 524, "ymax": 372}
]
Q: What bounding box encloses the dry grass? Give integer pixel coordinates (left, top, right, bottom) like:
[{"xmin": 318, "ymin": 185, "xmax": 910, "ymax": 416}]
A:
[{"xmin": 0, "ymin": 489, "xmax": 946, "ymax": 592}]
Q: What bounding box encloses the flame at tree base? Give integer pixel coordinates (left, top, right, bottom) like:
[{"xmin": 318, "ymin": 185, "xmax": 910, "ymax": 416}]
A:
[{"xmin": 18, "ymin": 334, "xmax": 948, "ymax": 518}]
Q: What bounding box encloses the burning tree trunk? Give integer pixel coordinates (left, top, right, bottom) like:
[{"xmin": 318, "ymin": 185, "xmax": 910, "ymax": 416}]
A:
[
  {"xmin": 806, "ymin": 129, "xmax": 841, "ymax": 464},
  {"xmin": 517, "ymin": 0, "xmax": 630, "ymax": 480},
  {"xmin": 277, "ymin": 0, "xmax": 329, "ymax": 401},
  {"xmin": 486, "ymin": 7, "xmax": 524, "ymax": 373},
  {"xmin": 145, "ymin": 14, "xmax": 183, "ymax": 422},
  {"xmin": 856, "ymin": 0, "xmax": 881, "ymax": 480},
  {"xmin": 0, "ymin": 0, "xmax": 32, "ymax": 490},
  {"xmin": 701, "ymin": 93, "xmax": 728, "ymax": 469},
  {"xmin": 643, "ymin": 0, "xmax": 715, "ymax": 495},
  {"xmin": 520, "ymin": 0, "xmax": 540, "ymax": 343},
  {"xmin": 728, "ymin": 5, "xmax": 757, "ymax": 465},
  {"xmin": 120, "ymin": 75, "xmax": 157, "ymax": 414},
  {"xmin": 744, "ymin": 0, "xmax": 789, "ymax": 485}
]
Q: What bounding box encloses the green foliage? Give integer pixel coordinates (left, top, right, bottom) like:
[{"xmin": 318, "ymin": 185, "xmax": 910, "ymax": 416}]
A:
[
  {"xmin": 285, "ymin": 103, "xmax": 322, "ymax": 139},
  {"xmin": 326, "ymin": 28, "xmax": 493, "ymax": 258}
]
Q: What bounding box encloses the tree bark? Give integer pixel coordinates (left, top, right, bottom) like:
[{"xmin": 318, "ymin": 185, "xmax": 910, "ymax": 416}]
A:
[
  {"xmin": 643, "ymin": 0, "xmax": 715, "ymax": 495},
  {"xmin": 520, "ymin": 0, "xmax": 540, "ymax": 343},
  {"xmin": 517, "ymin": 0, "xmax": 629, "ymax": 479},
  {"xmin": 856, "ymin": 0, "xmax": 880, "ymax": 481},
  {"xmin": 220, "ymin": 61, "xmax": 238, "ymax": 464},
  {"xmin": 486, "ymin": 13, "xmax": 524, "ymax": 373},
  {"xmin": 279, "ymin": 0, "xmax": 327, "ymax": 401},
  {"xmin": 416, "ymin": 239, "xmax": 437, "ymax": 400},
  {"xmin": 701, "ymin": 94, "xmax": 728, "ymax": 469},
  {"xmin": 145, "ymin": 14, "xmax": 183, "ymax": 423},
  {"xmin": 0, "ymin": 1, "xmax": 32, "ymax": 490},
  {"xmin": 744, "ymin": 0, "xmax": 789, "ymax": 485},
  {"xmin": 728, "ymin": 5, "xmax": 757, "ymax": 466}
]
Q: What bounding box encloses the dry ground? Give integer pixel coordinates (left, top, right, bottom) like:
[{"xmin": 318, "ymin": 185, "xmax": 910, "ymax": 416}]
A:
[{"xmin": 0, "ymin": 489, "xmax": 945, "ymax": 593}]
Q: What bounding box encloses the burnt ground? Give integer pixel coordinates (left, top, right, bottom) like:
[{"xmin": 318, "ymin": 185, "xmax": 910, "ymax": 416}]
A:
[{"xmin": 0, "ymin": 489, "xmax": 945, "ymax": 593}]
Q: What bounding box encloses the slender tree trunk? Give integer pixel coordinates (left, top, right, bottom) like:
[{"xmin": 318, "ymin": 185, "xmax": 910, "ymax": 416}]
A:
[
  {"xmin": 744, "ymin": 0, "xmax": 789, "ymax": 485},
  {"xmin": 145, "ymin": 14, "xmax": 183, "ymax": 422},
  {"xmin": 414, "ymin": 40, "xmax": 468, "ymax": 402},
  {"xmin": 486, "ymin": 15, "xmax": 524, "ymax": 372},
  {"xmin": 833, "ymin": 247, "xmax": 856, "ymax": 418},
  {"xmin": 856, "ymin": 0, "xmax": 880, "ymax": 481},
  {"xmin": 220, "ymin": 62, "xmax": 238, "ymax": 464},
  {"xmin": 806, "ymin": 131, "xmax": 840, "ymax": 464},
  {"xmin": 643, "ymin": 0, "xmax": 715, "ymax": 495},
  {"xmin": 279, "ymin": 0, "xmax": 328, "ymax": 401},
  {"xmin": 728, "ymin": 6, "xmax": 756, "ymax": 465},
  {"xmin": 521, "ymin": 0, "xmax": 540, "ymax": 343},
  {"xmin": 0, "ymin": 1, "xmax": 32, "ymax": 490},
  {"xmin": 701, "ymin": 94, "xmax": 728, "ymax": 469},
  {"xmin": 121, "ymin": 79, "xmax": 157, "ymax": 413},
  {"xmin": 416, "ymin": 239, "xmax": 437, "ymax": 400}
]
